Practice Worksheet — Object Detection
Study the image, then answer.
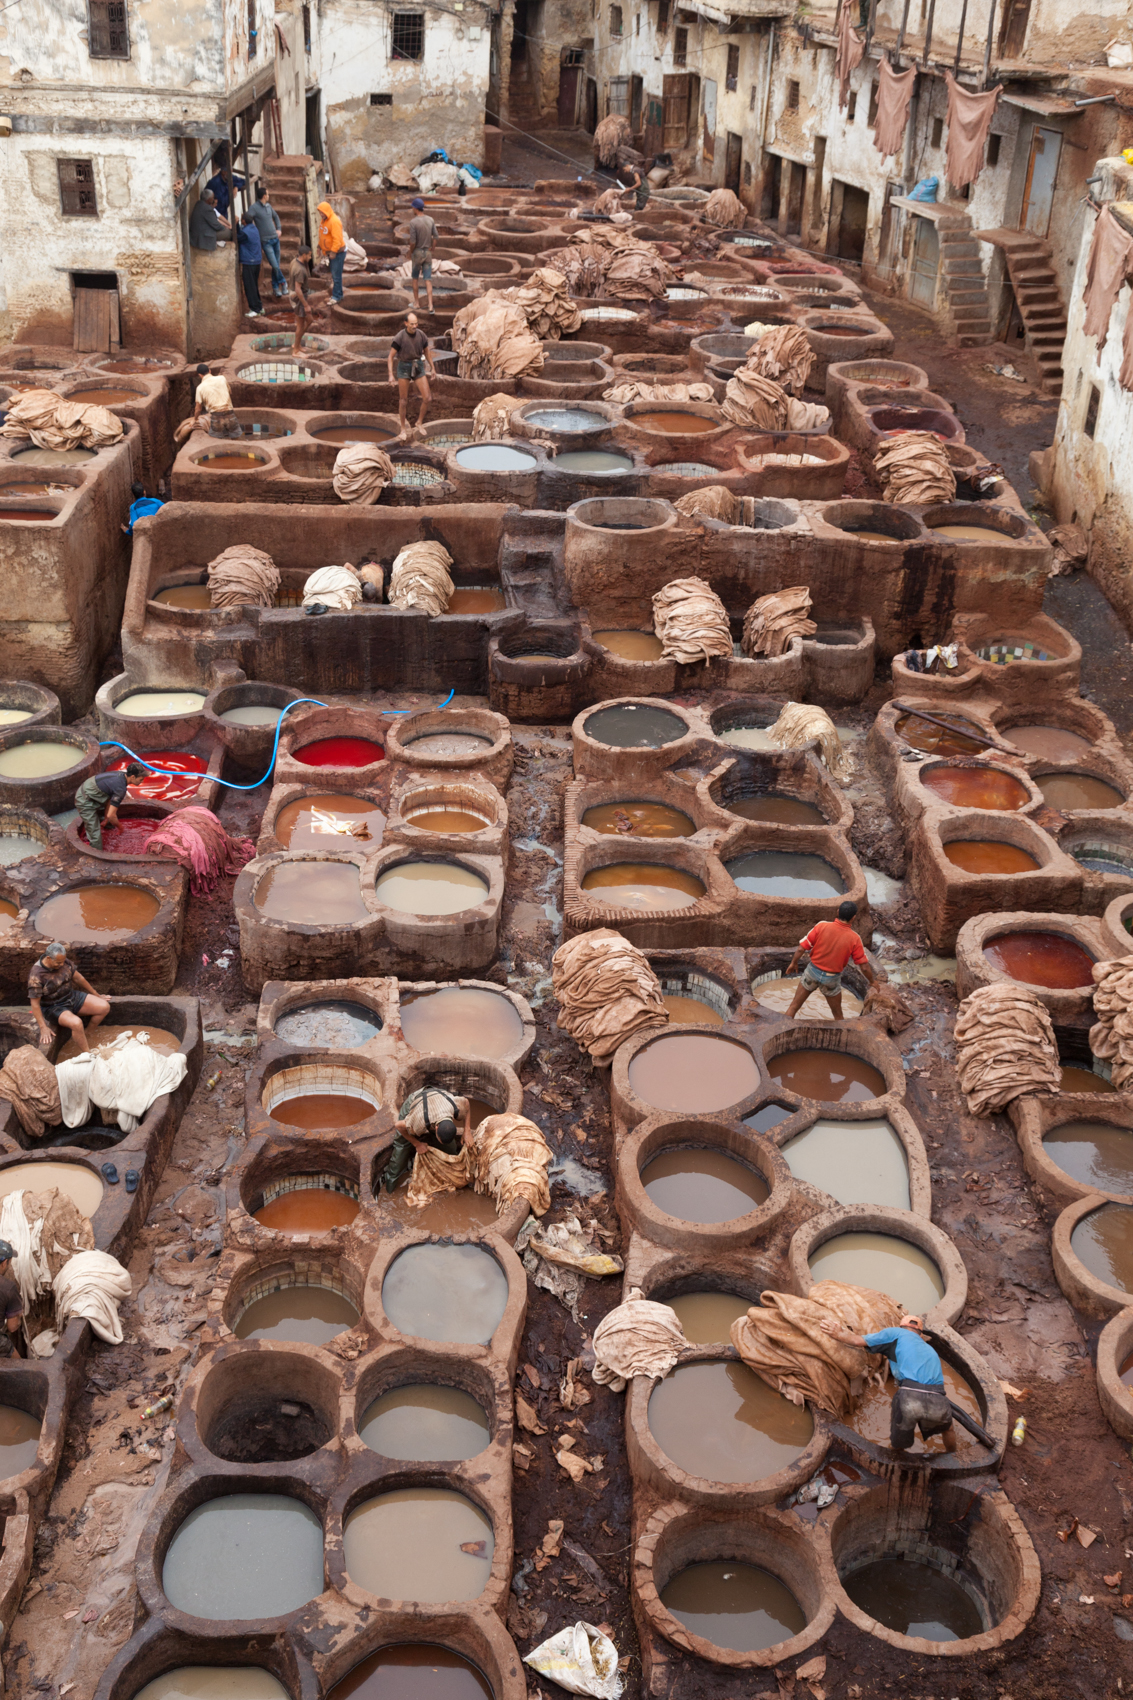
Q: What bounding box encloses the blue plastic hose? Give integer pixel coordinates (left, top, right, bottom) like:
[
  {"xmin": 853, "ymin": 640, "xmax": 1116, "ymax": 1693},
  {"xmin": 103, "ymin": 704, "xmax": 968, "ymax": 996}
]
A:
[{"xmin": 98, "ymin": 687, "xmax": 456, "ymax": 792}]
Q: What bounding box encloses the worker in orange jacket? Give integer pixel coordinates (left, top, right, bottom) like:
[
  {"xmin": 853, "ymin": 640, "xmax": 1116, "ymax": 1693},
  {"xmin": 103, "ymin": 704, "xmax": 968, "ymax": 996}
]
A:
[{"xmin": 317, "ymin": 200, "xmax": 346, "ymax": 302}]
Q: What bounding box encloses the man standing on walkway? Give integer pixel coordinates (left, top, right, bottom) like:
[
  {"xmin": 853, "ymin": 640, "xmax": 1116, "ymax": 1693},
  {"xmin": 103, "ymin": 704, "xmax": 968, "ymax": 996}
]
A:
[
  {"xmin": 387, "ymin": 311, "xmax": 436, "ymax": 438},
  {"xmin": 783, "ymin": 899, "xmax": 880, "ymax": 1021},
  {"xmin": 289, "ymin": 243, "xmax": 316, "ymax": 353},
  {"xmin": 250, "ymin": 187, "xmax": 287, "ymax": 298},
  {"xmin": 237, "ymin": 210, "xmax": 265, "ymax": 316},
  {"xmin": 406, "ymin": 196, "xmax": 438, "ymax": 313},
  {"xmin": 317, "ymin": 200, "xmax": 347, "ymax": 303}
]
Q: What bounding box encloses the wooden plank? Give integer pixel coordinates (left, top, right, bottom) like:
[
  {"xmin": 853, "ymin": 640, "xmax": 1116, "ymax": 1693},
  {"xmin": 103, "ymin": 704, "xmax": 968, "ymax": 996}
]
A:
[{"xmin": 73, "ymin": 289, "xmax": 112, "ymax": 353}]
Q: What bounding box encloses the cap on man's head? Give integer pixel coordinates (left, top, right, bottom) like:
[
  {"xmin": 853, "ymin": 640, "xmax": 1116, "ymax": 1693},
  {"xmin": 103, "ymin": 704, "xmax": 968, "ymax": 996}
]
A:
[
  {"xmin": 0, "ymin": 1241, "xmax": 14, "ymax": 1265},
  {"xmin": 411, "ymin": 197, "xmax": 425, "ymax": 210},
  {"xmin": 837, "ymin": 900, "xmax": 858, "ymax": 921}
]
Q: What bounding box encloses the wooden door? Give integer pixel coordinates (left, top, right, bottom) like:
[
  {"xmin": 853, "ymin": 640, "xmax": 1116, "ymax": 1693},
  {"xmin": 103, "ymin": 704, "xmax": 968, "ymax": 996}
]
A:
[
  {"xmin": 998, "ymin": 0, "xmax": 1032, "ymax": 57},
  {"xmin": 557, "ymin": 64, "xmax": 581, "ymax": 127},
  {"xmin": 631, "ymin": 75, "xmax": 643, "ymax": 134},
  {"xmin": 643, "ymin": 97, "xmax": 664, "ymax": 159},
  {"xmin": 725, "ymin": 131, "xmax": 742, "ymax": 191},
  {"xmin": 662, "ymin": 74, "xmax": 690, "ymax": 148},
  {"xmin": 702, "ymin": 77, "xmax": 716, "ymax": 166},
  {"xmin": 909, "ymin": 214, "xmax": 939, "ymax": 307},
  {"xmin": 1020, "ymin": 126, "xmax": 1061, "ymax": 238}
]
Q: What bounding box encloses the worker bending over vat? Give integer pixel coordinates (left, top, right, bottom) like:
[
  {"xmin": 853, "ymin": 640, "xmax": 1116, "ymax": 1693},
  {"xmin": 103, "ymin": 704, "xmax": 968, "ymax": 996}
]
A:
[
  {"xmin": 74, "ymin": 764, "xmax": 146, "ymax": 851},
  {"xmin": 821, "ymin": 1312, "xmax": 958, "ymax": 1454},
  {"xmin": 382, "ymin": 1083, "xmax": 473, "ymax": 1192}
]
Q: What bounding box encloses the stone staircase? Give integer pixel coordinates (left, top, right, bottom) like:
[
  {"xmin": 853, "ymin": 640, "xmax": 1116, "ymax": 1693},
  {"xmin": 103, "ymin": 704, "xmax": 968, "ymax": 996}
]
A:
[
  {"xmin": 975, "ymin": 227, "xmax": 1068, "ymax": 395},
  {"xmin": 261, "ymin": 154, "xmax": 310, "ymax": 265},
  {"xmin": 936, "ymin": 210, "xmax": 993, "ymax": 347}
]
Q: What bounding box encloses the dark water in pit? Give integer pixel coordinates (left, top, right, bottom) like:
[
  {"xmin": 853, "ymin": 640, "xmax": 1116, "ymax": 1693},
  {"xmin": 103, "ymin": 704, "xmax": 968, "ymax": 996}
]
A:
[
  {"xmin": 1043, "ymin": 1122, "xmax": 1133, "ymax": 1194},
  {"xmin": 382, "ymin": 1242, "xmax": 508, "ymax": 1342},
  {"xmin": 662, "ymin": 993, "xmax": 724, "ymax": 1024},
  {"xmin": 727, "ymin": 794, "xmax": 825, "ymax": 825},
  {"xmin": 399, "ymin": 985, "xmax": 523, "ymax": 1056},
  {"xmin": 894, "ymin": 711, "xmax": 987, "ymax": 756},
  {"xmin": 726, "ymin": 851, "xmax": 845, "ymax": 898},
  {"xmin": 255, "ymin": 861, "xmax": 368, "ymax": 925},
  {"xmin": 67, "ymin": 387, "xmax": 142, "ymax": 405},
  {"xmin": 161, "ymin": 1493, "xmax": 324, "ymax": 1620},
  {"xmin": 274, "ymin": 1000, "xmax": 383, "ymax": 1046},
  {"xmin": 1005, "ymin": 723, "xmax": 1092, "ymax": 760},
  {"xmin": 0, "ymin": 1405, "xmax": 41, "ymax": 1475},
  {"xmin": 629, "ymin": 1032, "xmax": 760, "ymax": 1112},
  {"xmin": 447, "ymin": 587, "xmax": 506, "ymax": 614},
  {"xmin": 326, "ymin": 1646, "xmax": 493, "ymax": 1700},
  {"xmin": 641, "ymin": 1147, "xmax": 768, "ymax": 1220},
  {"xmin": 584, "ymin": 703, "xmax": 686, "ymax": 748},
  {"xmin": 1059, "ymin": 1064, "xmax": 1115, "ymax": 1095},
  {"xmin": 983, "ymin": 930, "xmax": 1094, "ymax": 988},
  {"xmin": 661, "ymin": 1559, "xmax": 806, "ymax": 1652},
  {"xmin": 843, "ymin": 1558, "xmax": 984, "ymax": 1641},
  {"xmin": 235, "ymin": 1285, "xmax": 359, "ymax": 1343},
  {"xmin": 358, "ymin": 1384, "xmax": 490, "ymax": 1459},
  {"xmin": 583, "ymin": 801, "xmax": 694, "ymax": 837},
  {"xmin": 633, "ymin": 411, "xmax": 717, "ymax": 433},
  {"xmin": 0, "ymin": 509, "xmax": 56, "ymax": 521},
  {"xmin": 383, "ymin": 1185, "xmax": 500, "ymax": 1235},
  {"xmin": 313, "ymin": 425, "xmax": 395, "ymax": 443},
  {"xmin": 768, "ymin": 1049, "xmax": 885, "ymax": 1102},
  {"xmin": 648, "ymin": 1360, "xmax": 813, "ymax": 1481},
  {"xmin": 554, "ymin": 450, "xmax": 634, "ymax": 473},
  {"xmin": 1069, "ymin": 1202, "xmax": 1133, "ymax": 1291},
  {"xmin": 744, "ymin": 1103, "xmax": 795, "ymax": 1133},
  {"xmin": 668, "ymin": 1291, "xmax": 751, "ymax": 1342}
]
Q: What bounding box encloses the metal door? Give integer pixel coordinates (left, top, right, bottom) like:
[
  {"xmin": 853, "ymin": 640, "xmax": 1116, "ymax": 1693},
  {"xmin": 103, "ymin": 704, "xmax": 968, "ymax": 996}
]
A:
[
  {"xmin": 909, "ymin": 214, "xmax": 939, "ymax": 307},
  {"xmin": 1020, "ymin": 126, "xmax": 1061, "ymax": 238}
]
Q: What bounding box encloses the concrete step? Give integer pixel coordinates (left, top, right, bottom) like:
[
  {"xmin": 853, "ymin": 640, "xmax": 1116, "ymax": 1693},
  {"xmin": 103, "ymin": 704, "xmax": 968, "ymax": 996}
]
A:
[
  {"xmin": 942, "ymin": 257, "xmax": 984, "ymax": 276},
  {"xmin": 949, "ymin": 287, "xmax": 990, "ymax": 304},
  {"xmin": 939, "ymin": 237, "xmax": 980, "ymax": 255}
]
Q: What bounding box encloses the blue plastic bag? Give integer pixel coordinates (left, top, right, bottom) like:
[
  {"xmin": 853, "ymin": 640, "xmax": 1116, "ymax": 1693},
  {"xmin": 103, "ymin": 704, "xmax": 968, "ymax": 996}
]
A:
[{"xmin": 908, "ymin": 175, "xmax": 938, "ymax": 202}]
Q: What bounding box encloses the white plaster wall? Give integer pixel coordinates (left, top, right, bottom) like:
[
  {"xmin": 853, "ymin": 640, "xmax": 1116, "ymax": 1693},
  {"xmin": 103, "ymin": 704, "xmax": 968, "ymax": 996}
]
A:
[
  {"xmin": 0, "ymin": 133, "xmax": 185, "ymax": 347},
  {"xmin": 0, "ymin": 0, "xmax": 239, "ymax": 92}
]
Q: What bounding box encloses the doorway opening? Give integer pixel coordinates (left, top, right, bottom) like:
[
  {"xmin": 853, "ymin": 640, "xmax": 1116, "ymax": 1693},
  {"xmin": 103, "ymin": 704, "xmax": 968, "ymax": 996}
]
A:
[
  {"xmin": 305, "ymin": 90, "xmax": 323, "ymax": 161},
  {"xmin": 761, "ymin": 152, "xmax": 782, "ymax": 222},
  {"xmin": 725, "ymin": 130, "xmax": 742, "ymax": 192},
  {"xmin": 831, "ymin": 180, "xmax": 868, "ymax": 260},
  {"xmin": 786, "ymin": 160, "xmax": 806, "ymax": 236}
]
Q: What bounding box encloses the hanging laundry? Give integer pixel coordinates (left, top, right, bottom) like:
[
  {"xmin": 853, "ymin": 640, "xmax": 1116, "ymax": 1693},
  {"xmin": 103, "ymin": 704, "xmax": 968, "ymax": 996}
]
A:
[
  {"xmin": 872, "ymin": 60, "xmax": 917, "ymax": 161},
  {"xmin": 1083, "ymin": 205, "xmax": 1133, "ymax": 351},
  {"xmin": 943, "ymin": 73, "xmax": 1001, "ymax": 191},
  {"xmin": 836, "ymin": 0, "xmax": 865, "ymax": 109}
]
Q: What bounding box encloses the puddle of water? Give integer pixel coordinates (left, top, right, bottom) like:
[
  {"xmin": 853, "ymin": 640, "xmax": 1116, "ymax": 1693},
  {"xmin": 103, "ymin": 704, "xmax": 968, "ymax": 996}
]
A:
[{"xmin": 862, "ymin": 866, "xmax": 903, "ymax": 906}]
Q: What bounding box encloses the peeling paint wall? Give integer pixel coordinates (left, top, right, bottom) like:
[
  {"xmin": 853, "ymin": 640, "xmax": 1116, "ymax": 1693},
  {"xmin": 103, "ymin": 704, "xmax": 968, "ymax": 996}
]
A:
[
  {"xmin": 0, "ymin": 0, "xmax": 229, "ymax": 90},
  {"xmin": 319, "ymin": 0, "xmax": 493, "ymax": 190},
  {"xmin": 516, "ymin": 0, "xmax": 591, "ymax": 127},
  {"xmin": 1048, "ymin": 158, "xmax": 1133, "ymax": 630}
]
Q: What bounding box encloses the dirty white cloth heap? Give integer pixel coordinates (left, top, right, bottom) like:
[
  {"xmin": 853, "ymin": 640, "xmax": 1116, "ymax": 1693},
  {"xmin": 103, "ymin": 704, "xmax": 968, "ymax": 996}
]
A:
[
  {"xmin": 30, "ymin": 1249, "xmax": 132, "ymax": 1355},
  {"xmin": 551, "ymin": 929, "xmax": 668, "ymax": 1061},
  {"xmin": 652, "ymin": 575, "xmax": 732, "ymax": 664},
  {"xmin": 591, "ymin": 1287, "xmax": 687, "ymax": 1390},
  {"xmin": 387, "ymin": 539, "xmax": 454, "ymax": 615},
  {"xmin": 55, "ymin": 1033, "xmax": 188, "ymax": 1134},
  {"xmin": 301, "ymin": 564, "xmax": 363, "ymax": 612}
]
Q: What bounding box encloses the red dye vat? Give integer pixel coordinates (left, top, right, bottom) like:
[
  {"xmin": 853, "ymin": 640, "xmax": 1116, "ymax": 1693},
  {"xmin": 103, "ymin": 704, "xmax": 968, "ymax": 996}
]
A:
[
  {"xmin": 984, "ymin": 929, "xmax": 1095, "ymax": 989},
  {"xmin": 106, "ymin": 751, "xmax": 208, "ymax": 802},
  {"xmin": 78, "ymin": 816, "xmax": 162, "ymax": 855},
  {"xmin": 295, "ymin": 737, "xmax": 384, "ymax": 768}
]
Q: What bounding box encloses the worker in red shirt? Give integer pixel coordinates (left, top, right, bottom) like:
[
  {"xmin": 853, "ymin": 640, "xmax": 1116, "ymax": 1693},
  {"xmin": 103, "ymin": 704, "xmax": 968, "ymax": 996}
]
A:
[{"xmin": 784, "ymin": 899, "xmax": 882, "ymax": 1020}]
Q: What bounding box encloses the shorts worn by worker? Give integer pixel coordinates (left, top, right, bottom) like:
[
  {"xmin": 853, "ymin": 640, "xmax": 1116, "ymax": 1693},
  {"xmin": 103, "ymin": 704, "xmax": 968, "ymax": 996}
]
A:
[
  {"xmin": 208, "ymin": 410, "xmax": 244, "ymax": 438},
  {"xmin": 890, "ymin": 1379, "xmax": 953, "ymax": 1450},
  {"xmin": 42, "ymin": 986, "xmax": 89, "ymax": 1026},
  {"xmin": 802, "ymin": 962, "xmax": 843, "ymax": 994},
  {"xmin": 397, "ymin": 358, "xmax": 427, "ymax": 381},
  {"xmin": 410, "ymin": 255, "xmax": 433, "ymax": 279}
]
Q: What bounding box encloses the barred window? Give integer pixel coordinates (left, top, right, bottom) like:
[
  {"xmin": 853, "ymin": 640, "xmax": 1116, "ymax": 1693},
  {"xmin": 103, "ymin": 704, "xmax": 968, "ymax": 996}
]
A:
[
  {"xmin": 391, "ymin": 11, "xmax": 425, "ymax": 60},
  {"xmin": 610, "ymin": 4, "xmax": 623, "ymax": 32},
  {"xmin": 88, "ymin": 0, "xmax": 129, "ymax": 58},
  {"xmin": 59, "ymin": 158, "xmax": 98, "ymax": 218},
  {"xmin": 786, "ymin": 79, "xmax": 800, "ymax": 111},
  {"xmin": 725, "ymin": 44, "xmax": 739, "ymax": 91},
  {"xmin": 674, "ymin": 24, "xmax": 687, "ymax": 63},
  {"xmin": 657, "ymin": 0, "xmax": 669, "ymax": 29}
]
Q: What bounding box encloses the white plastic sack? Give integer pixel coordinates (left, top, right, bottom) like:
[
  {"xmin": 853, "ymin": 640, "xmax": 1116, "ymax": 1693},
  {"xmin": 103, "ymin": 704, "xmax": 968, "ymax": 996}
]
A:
[{"xmin": 524, "ymin": 1622, "xmax": 624, "ymax": 1700}]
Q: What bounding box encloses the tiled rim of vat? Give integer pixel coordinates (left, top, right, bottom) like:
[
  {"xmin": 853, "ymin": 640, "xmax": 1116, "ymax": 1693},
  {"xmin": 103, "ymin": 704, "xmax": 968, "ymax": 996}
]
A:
[
  {"xmin": 565, "ymin": 771, "xmax": 714, "ymax": 842},
  {"xmin": 393, "ymin": 979, "xmax": 536, "ymax": 1070},
  {"xmin": 1100, "ymin": 888, "xmax": 1133, "ymax": 957},
  {"xmin": 260, "ymin": 1058, "xmax": 387, "ymax": 1122},
  {"xmin": 94, "ymin": 1613, "xmax": 527, "ymax": 1700},
  {"xmin": 214, "ymin": 1245, "xmax": 368, "ymax": 1340},
  {"xmin": 787, "ymin": 1202, "xmax": 968, "ymax": 1329},
  {"xmin": 892, "ymin": 754, "xmax": 1044, "ymax": 829},
  {"xmin": 749, "ymin": 949, "xmax": 870, "ymax": 1020},
  {"xmin": 1051, "ymin": 1190, "xmax": 1133, "ymax": 1317},
  {"xmin": 233, "ymin": 1132, "xmax": 368, "ymax": 1228},
  {"xmin": 644, "ymin": 949, "xmax": 747, "ymax": 1020},
  {"xmin": 952, "ymin": 910, "xmax": 1105, "ymax": 1021},
  {"xmin": 384, "ymin": 708, "xmax": 512, "ymax": 781},
  {"xmin": 1009, "ymin": 1093, "xmax": 1133, "ymax": 1208},
  {"xmin": 632, "ymin": 1500, "xmax": 836, "ymax": 1667},
  {"xmin": 394, "ymin": 1052, "xmax": 525, "ymax": 1123},
  {"xmin": 759, "ymin": 1022, "xmax": 907, "ymax": 1109},
  {"xmin": 826, "ymin": 1481, "xmax": 1041, "ymax": 1655},
  {"xmin": 178, "ymin": 1337, "xmax": 349, "ymax": 1469},
  {"xmin": 0, "ymin": 802, "xmax": 57, "ymax": 860},
  {"xmin": 953, "ymin": 609, "xmax": 1080, "ymax": 672},
  {"xmin": 694, "ymin": 754, "xmax": 850, "ymax": 839},
  {"xmin": 753, "ymin": 1095, "xmax": 933, "ymax": 1220},
  {"xmin": 626, "ymin": 1341, "xmax": 831, "ymax": 1508},
  {"xmin": 1095, "ymin": 1305, "xmax": 1133, "ymax": 1441},
  {"xmin": 363, "ymin": 1224, "xmax": 528, "ymax": 1356},
  {"xmin": 565, "ymin": 838, "xmax": 725, "ymax": 931},
  {"xmin": 616, "ymin": 1113, "xmax": 794, "ymax": 1251},
  {"xmin": 610, "ymin": 1025, "xmax": 766, "ymax": 1132},
  {"xmin": 570, "ymin": 695, "xmax": 702, "ymax": 781}
]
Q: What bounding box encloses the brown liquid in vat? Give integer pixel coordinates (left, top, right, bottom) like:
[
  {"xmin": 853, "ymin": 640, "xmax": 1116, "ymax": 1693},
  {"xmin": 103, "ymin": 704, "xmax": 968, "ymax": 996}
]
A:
[
  {"xmin": 1041, "ymin": 1121, "xmax": 1133, "ymax": 1193},
  {"xmin": 629, "ymin": 1032, "xmax": 760, "ymax": 1112},
  {"xmin": 196, "ymin": 452, "xmax": 266, "ymax": 469},
  {"xmin": 1006, "ymin": 723, "xmax": 1092, "ymax": 760},
  {"xmin": 756, "ymin": 976, "xmax": 864, "ymax": 1020},
  {"xmin": 1038, "ymin": 772, "xmax": 1124, "ymax": 810},
  {"xmin": 809, "ymin": 1231, "xmax": 944, "ymax": 1310},
  {"xmin": 660, "ymin": 1559, "xmax": 806, "ymax": 1652},
  {"xmin": 384, "ymin": 1185, "xmax": 499, "ymax": 1234},
  {"xmin": 582, "ymin": 802, "xmax": 695, "ymax": 838},
  {"xmin": 0, "ymin": 898, "xmax": 18, "ymax": 933},
  {"xmin": 592, "ymin": 629, "xmax": 665, "ymax": 660},
  {"xmin": 358, "ymin": 1385, "xmax": 489, "ymax": 1460},
  {"xmin": 269, "ymin": 1092, "xmax": 373, "ymax": 1129},
  {"xmin": 343, "ymin": 1487, "xmax": 494, "ymax": 1602},
  {"xmin": 581, "ymin": 862, "xmax": 704, "ymax": 908},
  {"xmin": 399, "ymin": 986, "xmax": 523, "ymax": 1057},
  {"xmin": 254, "ymin": 1188, "xmax": 360, "ymax": 1232},
  {"xmin": 0, "ymin": 509, "xmax": 55, "ymax": 522},
  {"xmin": 161, "ymin": 1493, "xmax": 324, "ymax": 1621},
  {"xmin": 404, "ymin": 807, "xmax": 489, "ymax": 834},
  {"xmin": 67, "ymin": 387, "xmax": 140, "ymax": 405},
  {"xmin": 35, "ymin": 885, "xmax": 159, "ymax": 943},
  {"xmin": 920, "ymin": 766, "xmax": 1029, "ymax": 810},
  {"xmin": 255, "ymin": 860, "xmax": 368, "ymax": 924},
  {"xmin": 0, "ymin": 1405, "xmax": 42, "ymax": 1475},
  {"xmin": 983, "ymin": 930, "xmax": 1094, "ymax": 988},
  {"xmin": 326, "ymin": 1644, "xmax": 493, "ymax": 1700},
  {"xmin": 1069, "ymin": 1203, "xmax": 1133, "ymax": 1292},
  {"xmin": 894, "ymin": 712, "xmax": 986, "ymax": 756},
  {"xmin": 375, "ymin": 862, "xmax": 489, "ymax": 915},
  {"xmin": 235, "ymin": 1285, "xmax": 357, "ymax": 1342},
  {"xmin": 647, "ymin": 1360, "xmax": 813, "ymax": 1481},
  {"xmin": 153, "ymin": 584, "xmax": 212, "ymax": 609},
  {"xmin": 769, "ymin": 1048, "xmax": 885, "ymax": 1101},
  {"xmin": 668, "ymin": 1291, "xmax": 751, "ymax": 1342},
  {"xmin": 727, "ymin": 794, "xmax": 825, "ymax": 825},
  {"xmin": 932, "ymin": 524, "xmax": 1010, "ymax": 543},
  {"xmin": 662, "ymin": 993, "xmax": 724, "ymax": 1025},
  {"xmin": 943, "ymin": 840, "xmax": 1040, "ymax": 874},
  {"xmin": 850, "ymin": 1360, "xmax": 981, "ymax": 1457},
  {"xmin": 273, "ymin": 794, "xmax": 384, "ymax": 852},
  {"xmin": 632, "ymin": 411, "xmax": 717, "ymax": 433},
  {"xmin": 845, "ymin": 529, "xmax": 902, "ymax": 543},
  {"xmin": 446, "ymin": 588, "xmax": 506, "ymax": 614},
  {"xmin": 641, "ymin": 1147, "xmax": 768, "ymax": 1220},
  {"xmin": 1059, "ymin": 1065, "xmax": 1115, "ymax": 1094}
]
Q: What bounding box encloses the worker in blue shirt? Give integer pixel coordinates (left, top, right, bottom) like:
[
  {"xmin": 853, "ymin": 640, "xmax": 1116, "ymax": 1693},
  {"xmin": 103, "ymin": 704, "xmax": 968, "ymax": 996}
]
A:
[
  {"xmin": 205, "ymin": 162, "xmax": 246, "ymax": 218},
  {"xmin": 821, "ymin": 1312, "xmax": 957, "ymax": 1454},
  {"xmin": 237, "ymin": 211, "xmax": 265, "ymax": 316},
  {"xmin": 121, "ymin": 482, "xmax": 165, "ymax": 535}
]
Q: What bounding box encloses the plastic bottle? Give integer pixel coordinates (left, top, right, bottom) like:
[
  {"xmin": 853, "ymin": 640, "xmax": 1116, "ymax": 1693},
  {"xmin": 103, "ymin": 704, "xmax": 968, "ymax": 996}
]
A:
[
  {"xmin": 143, "ymin": 1393, "xmax": 174, "ymax": 1420},
  {"xmin": 1011, "ymin": 1416, "xmax": 1027, "ymax": 1447}
]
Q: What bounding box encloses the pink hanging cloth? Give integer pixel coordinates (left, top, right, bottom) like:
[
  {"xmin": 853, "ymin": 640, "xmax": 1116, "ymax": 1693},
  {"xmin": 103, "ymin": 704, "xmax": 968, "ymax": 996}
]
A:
[
  {"xmin": 872, "ymin": 60, "xmax": 917, "ymax": 161},
  {"xmin": 943, "ymin": 72, "xmax": 1001, "ymax": 191},
  {"xmin": 1083, "ymin": 204, "xmax": 1133, "ymax": 352},
  {"xmin": 835, "ymin": 0, "xmax": 865, "ymax": 110}
]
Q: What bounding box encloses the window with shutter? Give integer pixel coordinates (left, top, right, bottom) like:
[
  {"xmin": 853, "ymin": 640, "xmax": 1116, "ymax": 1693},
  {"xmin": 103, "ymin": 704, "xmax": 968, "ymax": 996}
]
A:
[
  {"xmin": 725, "ymin": 45, "xmax": 739, "ymax": 92},
  {"xmin": 88, "ymin": 0, "xmax": 129, "ymax": 59},
  {"xmin": 58, "ymin": 158, "xmax": 98, "ymax": 218}
]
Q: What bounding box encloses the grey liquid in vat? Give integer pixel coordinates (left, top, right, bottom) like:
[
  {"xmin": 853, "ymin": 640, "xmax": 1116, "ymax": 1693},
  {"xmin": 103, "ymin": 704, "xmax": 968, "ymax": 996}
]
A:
[
  {"xmin": 161, "ymin": 1493, "xmax": 324, "ymax": 1620},
  {"xmin": 382, "ymin": 1243, "xmax": 509, "ymax": 1342}
]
